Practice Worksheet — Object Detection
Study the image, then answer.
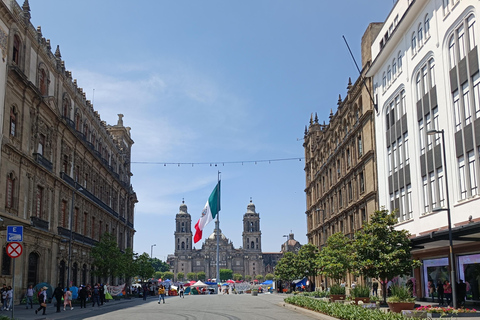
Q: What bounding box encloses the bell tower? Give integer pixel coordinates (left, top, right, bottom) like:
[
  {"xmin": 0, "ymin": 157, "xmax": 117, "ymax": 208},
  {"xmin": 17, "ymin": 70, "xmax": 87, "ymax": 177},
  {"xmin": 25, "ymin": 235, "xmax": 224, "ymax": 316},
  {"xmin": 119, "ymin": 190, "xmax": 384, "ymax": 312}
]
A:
[
  {"xmin": 174, "ymin": 200, "xmax": 192, "ymax": 254},
  {"xmin": 242, "ymin": 199, "xmax": 261, "ymax": 251}
]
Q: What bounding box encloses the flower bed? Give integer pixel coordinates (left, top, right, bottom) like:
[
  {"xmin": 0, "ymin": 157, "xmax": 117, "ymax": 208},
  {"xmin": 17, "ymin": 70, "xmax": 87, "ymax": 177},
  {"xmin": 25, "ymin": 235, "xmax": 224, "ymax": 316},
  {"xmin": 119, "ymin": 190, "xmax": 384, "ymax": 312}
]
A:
[
  {"xmin": 413, "ymin": 306, "xmax": 479, "ymax": 318},
  {"xmin": 285, "ymin": 296, "xmax": 406, "ymax": 320}
]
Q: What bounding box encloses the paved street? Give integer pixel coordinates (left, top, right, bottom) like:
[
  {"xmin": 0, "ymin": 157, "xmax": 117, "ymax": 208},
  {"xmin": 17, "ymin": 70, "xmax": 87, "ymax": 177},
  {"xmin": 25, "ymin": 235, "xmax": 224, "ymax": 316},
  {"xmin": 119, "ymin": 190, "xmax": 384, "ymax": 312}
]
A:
[{"xmin": 2, "ymin": 293, "xmax": 322, "ymax": 320}]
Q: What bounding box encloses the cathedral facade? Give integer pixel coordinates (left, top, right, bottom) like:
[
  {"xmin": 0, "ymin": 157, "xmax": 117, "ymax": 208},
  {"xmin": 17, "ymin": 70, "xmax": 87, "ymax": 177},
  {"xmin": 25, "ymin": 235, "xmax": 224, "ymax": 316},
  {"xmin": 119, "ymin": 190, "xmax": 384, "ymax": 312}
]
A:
[{"xmin": 170, "ymin": 201, "xmax": 264, "ymax": 280}]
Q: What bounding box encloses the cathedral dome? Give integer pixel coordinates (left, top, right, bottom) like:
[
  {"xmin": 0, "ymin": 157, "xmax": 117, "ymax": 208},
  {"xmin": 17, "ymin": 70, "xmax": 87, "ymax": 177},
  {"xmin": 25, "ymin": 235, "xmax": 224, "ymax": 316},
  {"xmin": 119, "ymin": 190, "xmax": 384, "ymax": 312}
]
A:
[{"xmin": 208, "ymin": 231, "xmax": 227, "ymax": 240}]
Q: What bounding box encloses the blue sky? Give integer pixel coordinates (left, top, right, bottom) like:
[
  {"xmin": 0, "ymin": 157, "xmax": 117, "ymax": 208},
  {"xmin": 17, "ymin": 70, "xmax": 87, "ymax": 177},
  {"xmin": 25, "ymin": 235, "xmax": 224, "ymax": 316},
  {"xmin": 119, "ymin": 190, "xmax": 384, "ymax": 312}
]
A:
[{"xmin": 29, "ymin": 1, "xmax": 393, "ymax": 262}]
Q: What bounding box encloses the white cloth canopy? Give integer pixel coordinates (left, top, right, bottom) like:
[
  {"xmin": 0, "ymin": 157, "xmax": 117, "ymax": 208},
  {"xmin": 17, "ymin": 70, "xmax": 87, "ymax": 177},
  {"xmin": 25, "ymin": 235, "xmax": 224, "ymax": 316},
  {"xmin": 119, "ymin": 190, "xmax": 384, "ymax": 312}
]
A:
[{"xmin": 191, "ymin": 281, "xmax": 207, "ymax": 287}]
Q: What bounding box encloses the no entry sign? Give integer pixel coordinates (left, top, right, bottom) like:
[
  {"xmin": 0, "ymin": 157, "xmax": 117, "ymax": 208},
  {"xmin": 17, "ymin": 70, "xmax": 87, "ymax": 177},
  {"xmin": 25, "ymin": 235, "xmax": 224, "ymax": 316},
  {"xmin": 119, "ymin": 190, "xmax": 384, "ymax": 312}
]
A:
[{"xmin": 6, "ymin": 242, "xmax": 22, "ymax": 258}]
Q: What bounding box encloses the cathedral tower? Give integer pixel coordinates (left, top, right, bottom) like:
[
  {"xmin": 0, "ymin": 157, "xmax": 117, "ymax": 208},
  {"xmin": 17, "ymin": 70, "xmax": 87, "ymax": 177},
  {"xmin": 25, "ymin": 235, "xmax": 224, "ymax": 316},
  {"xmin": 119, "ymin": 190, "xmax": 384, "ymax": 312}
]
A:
[
  {"xmin": 174, "ymin": 201, "xmax": 192, "ymax": 254},
  {"xmin": 242, "ymin": 200, "xmax": 261, "ymax": 251}
]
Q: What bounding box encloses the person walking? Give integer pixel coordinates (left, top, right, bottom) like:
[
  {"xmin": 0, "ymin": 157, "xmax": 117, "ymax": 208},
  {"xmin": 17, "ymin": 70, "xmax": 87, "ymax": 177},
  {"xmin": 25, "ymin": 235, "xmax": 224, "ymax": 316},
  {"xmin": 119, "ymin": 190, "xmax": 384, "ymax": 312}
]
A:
[
  {"xmin": 92, "ymin": 284, "xmax": 101, "ymax": 307},
  {"xmin": 179, "ymin": 285, "xmax": 184, "ymax": 298},
  {"xmin": 99, "ymin": 283, "xmax": 105, "ymax": 305},
  {"xmin": 372, "ymin": 281, "xmax": 379, "ymax": 296},
  {"xmin": 53, "ymin": 284, "xmax": 64, "ymax": 313},
  {"xmin": 5, "ymin": 286, "xmax": 12, "ymax": 311},
  {"xmin": 35, "ymin": 286, "xmax": 47, "ymax": 315},
  {"xmin": 142, "ymin": 283, "xmax": 148, "ymax": 301},
  {"xmin": 63, "ymin": 287, "xmax": 73, "ymax": 310},
  {"xmin": 158, "ymin": 285, "xmax": 165, "ymax": 304},
  {"xmin": 25, "ymin": 285, "xmax": 34, "ymax": 309},
  {"xmin": 78, "ymin": 286, "xmax": 87, "ymax": 308}
]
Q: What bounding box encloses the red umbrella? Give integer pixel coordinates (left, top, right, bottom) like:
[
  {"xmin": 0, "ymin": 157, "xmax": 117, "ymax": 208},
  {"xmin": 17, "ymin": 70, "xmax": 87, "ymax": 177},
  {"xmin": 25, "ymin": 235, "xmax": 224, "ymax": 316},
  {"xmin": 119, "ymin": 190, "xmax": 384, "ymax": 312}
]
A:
[{"xmin": 226, "ymin": 280, "xmax": 235, "ymax": 284}]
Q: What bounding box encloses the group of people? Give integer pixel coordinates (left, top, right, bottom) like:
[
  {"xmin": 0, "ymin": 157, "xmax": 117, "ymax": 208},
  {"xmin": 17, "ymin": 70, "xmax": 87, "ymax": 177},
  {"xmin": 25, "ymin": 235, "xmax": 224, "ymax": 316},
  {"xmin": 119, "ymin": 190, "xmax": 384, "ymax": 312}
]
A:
[
  {"xmin": 0, "ymin": 284, "xmax": 14, "ymax": 311},
  {"xmin": 427, "ymin": 279, "xmax": 467, "ymax": 306}
]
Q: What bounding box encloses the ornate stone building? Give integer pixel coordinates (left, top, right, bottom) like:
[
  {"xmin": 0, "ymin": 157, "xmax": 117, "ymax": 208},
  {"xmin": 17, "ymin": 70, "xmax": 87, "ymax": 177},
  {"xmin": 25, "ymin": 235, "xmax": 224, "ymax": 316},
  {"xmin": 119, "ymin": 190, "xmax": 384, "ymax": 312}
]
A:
[
  {"xmin": 0, "ymin": 0, "xmax": 136, "ymax": 300},
  {"xmin": 170, "ymin": 200, "xmax": 273, "ymax": 280},
  {"xmin": 303, "ymin": 24, "xmax": 381, "ymax": 288}
]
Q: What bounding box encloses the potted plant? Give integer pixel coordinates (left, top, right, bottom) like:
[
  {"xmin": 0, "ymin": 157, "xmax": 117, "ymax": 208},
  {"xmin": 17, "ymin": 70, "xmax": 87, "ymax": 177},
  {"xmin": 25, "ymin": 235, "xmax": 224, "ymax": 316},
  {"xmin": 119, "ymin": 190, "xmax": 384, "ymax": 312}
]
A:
[
  {"xmin": 387, "ymin": 285, "xmax": 415, "ymax": 313},
  {"xmin": 351, "ymin": 284, "xmax": 371, "ymax": 305},
  {"xmin": 329, "ymin": 283, "xmax": 346, "ymax": 302}
]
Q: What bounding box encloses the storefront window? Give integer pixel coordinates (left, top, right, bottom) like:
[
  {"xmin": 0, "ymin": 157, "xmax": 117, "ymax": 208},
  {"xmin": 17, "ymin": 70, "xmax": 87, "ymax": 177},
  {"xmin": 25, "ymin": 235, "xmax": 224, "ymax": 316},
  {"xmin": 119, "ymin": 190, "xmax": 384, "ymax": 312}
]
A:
[
  {"xmin": 458, "ymin": 254, "xmax": 480, "ymax": 301},
  {"xmin": 423, "ymin": 258, "xmax": 449, "ymax": 298}
]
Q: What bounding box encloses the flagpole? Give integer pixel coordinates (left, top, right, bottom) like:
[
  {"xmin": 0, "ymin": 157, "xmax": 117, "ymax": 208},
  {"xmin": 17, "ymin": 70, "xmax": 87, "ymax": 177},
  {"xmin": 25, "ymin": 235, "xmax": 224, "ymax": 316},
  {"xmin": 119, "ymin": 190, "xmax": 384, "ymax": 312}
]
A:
[{"xmin": 216, "ymin": 171, "xmax": 221, "ymax": 290}]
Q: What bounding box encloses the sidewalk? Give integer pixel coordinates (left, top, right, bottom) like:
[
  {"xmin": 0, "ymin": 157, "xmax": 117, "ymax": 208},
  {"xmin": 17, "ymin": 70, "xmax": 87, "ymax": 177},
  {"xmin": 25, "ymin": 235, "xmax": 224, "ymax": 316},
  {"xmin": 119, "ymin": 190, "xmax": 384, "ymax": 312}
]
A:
[{"xmin": 0, "ymin": 295, "xmax": 158, "ymax": 320}]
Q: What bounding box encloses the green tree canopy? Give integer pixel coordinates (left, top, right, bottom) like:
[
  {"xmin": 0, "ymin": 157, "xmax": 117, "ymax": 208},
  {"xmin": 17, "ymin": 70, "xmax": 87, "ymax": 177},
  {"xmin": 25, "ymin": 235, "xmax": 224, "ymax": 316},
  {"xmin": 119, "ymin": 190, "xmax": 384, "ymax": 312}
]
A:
[
  {"xmin": 353, "ymin": 209, "xmax": 421, "ymax": 303},
  {"xmin": 119, "ymin": 247, "xmax": 137, "ymax": 286},
  {"xmin": 318, "ymin": 232, "xmax": 353, "ymax": 283},
  {"xmin": 186, "ymin": 272, "xmax": 196, "ymax": 281},
  {"xmin": 274, "ymin": 252, "xmax": 299, "ymax": 282},
  {"xmin": 245, "ymin": 275, "xmax": 252, "ymax": 282},
  {"xmin": 91, "ymin": 232, "xmax": 122, "ymax": 283},
  {"xmin": 154, "ymin": 271, "xmax": 164, "ymax": 280},
  {"xmin": 220, "ymin": 269, "xmax": 233, "ymax": 281},
  {"xmin": 296, "ymin": 243, "xmax": 321, "ymax": 286},
  {"xmin": 163, "ymin": 271, "xmax": 174, "ymax": 281},
  {"xmin": 150, "ymin": 258, "xmax": 170, "ymax": 272},
  {"xmin": 265, "ymin": 273, "xmax": 274, "ymax": 280},
  {"xmin": 136, "ymin": 253, "xmax": 155, "ymax": 282},
  {"xmin": 233, "ymin": 273, "xmax": 243, "ymax": 281},
  {"xmin": 255, "ymin": 274, "xmax": 264, "ymax": 281},
  {"xmin": 177, "ymin": 272, "xmax": 185, "ymax": 281},
  {"xmin": 196, "ymin": 271, "xmax": 206, "ymax": 281}
]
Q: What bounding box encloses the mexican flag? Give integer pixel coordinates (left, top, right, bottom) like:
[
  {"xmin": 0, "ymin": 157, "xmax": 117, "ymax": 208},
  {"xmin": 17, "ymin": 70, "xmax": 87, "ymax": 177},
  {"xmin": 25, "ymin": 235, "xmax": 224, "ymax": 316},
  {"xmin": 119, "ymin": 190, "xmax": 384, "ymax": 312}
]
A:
[{"xmin": 194, "ymin": 181, "xmax": 221, "ymax": 243}]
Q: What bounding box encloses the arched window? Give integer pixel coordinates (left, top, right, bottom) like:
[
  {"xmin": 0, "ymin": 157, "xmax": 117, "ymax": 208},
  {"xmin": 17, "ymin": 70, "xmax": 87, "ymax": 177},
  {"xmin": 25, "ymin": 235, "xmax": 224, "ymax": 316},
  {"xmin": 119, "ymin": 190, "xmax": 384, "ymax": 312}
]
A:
[
  {"xmin": 467, "ymin": 15, "xmax": 476, "ymax": 50},
  {"xmin": 251, "ymin": 241, "xmax": 254, "ymax": 249},
  {"xmin": 13, "ymin": 35, "xmax": 20, "ymax": 65},
  {"xmin": 392, "ymin": 58, "xmax": 397, "ymax": 76},
  {"xmin": 411, "ymin": 32, "xmax": 417, "ymax": 54},
  {"xmin": 425, "ymin": 14, "xmax": 430, "ymax": 38},
  {"xmin": 27, "ymin": 252, "xmax": 39, "ymax": 285},
  {"xmin": 416, "ymin": 72, "xmax": 422, "ymax": 101},
  {"xmin": 63, "ymin": 97, "xmax": 70, "ymax": 118},
  {"xmin": 418, "ymin": 23, "xmax": 423, "ymax": 46},
  {"xmin": 382, "ymin": 72, "xmax": 387, "ymax": 90},
  {"xmin": 387, "ymin": 66, "xmax": 392, "ymax": 85},
  {"xmin": 1, "ymin": 249, "xmax": 11, "ymax": 275},
  {"xmin": 181, "ymin": 242, "xmax": 185, "ymax": 249}
]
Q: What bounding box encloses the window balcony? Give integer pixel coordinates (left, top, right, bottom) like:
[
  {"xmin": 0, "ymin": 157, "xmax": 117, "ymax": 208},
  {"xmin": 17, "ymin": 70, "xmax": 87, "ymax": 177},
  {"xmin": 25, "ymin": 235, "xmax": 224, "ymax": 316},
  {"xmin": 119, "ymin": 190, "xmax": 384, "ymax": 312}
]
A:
[
  {"xmin": 33, "ymin": 153, "xmax": 53, "ymax": 171},
  {"xmin": 31, "ymin": 216, "xmax": 49, "ymax": 231}
]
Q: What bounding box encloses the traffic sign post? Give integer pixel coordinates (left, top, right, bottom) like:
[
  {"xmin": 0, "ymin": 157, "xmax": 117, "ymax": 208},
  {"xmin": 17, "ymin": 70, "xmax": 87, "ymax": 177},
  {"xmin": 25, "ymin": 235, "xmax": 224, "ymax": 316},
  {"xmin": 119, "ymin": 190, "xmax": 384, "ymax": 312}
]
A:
[
  {"xmin": 6, "ymin": 242, "xmax": 22, "ymax": 259},
  {"xmin": 7, "ymin": 226, "xmax": 23, "ymax": 242}
]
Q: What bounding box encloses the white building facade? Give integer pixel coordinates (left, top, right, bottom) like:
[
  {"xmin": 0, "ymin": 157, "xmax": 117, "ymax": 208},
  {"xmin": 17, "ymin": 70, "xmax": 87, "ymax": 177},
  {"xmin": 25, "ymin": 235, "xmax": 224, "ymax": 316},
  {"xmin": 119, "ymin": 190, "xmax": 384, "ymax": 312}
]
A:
[{"xmin": 367, "ymin": 0, "xmax": 480, "ymax": 300}]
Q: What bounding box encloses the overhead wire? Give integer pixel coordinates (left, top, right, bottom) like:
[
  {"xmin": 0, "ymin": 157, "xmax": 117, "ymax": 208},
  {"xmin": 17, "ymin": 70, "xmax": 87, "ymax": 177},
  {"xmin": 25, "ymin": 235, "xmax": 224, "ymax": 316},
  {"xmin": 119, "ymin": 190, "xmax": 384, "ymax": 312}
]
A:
[{"xmin": 131, "ymin": 157, "xmax": 304, "ymax": 167}]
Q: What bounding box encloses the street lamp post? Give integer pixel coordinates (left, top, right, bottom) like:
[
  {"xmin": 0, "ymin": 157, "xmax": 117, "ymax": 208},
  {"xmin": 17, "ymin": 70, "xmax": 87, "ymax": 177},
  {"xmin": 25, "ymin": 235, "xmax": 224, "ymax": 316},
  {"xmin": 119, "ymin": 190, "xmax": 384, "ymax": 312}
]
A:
[
  {"xmin": 427, "ymin": 129, "xmax": 457, "ymax": 308},
  {"xmin": 151, "ymin": 244, "xmax": 156, "ymax": 258}
]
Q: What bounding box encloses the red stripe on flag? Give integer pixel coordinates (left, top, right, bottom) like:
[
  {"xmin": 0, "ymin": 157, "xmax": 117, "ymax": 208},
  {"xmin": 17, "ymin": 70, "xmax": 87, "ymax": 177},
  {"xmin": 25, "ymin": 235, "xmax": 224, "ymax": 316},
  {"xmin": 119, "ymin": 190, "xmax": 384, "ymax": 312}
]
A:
[{"xmin": 193, "ymin": 219, "xmax": 202, "ymax": 243}]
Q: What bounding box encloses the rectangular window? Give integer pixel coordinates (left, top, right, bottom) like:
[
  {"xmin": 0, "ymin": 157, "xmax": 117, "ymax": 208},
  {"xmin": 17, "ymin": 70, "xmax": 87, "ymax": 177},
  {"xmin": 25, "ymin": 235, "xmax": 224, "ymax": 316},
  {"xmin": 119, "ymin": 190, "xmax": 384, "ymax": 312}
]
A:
[
  {"xmin": 419, "ymin": 119, "xmax": 425, "ymax": 154},
  {"xmin": 388, "ymin": 146, "xmax": 392, "ymax": 175},
  {"xmin": 433, "ymin": 107, "xmax": 440, "ymax": 145},
  {"xmin": 398, "ymin": 137, "xmax": 404, "ymax": 169},
  {"xmin": 407, "ymin": 184, "xmax": 413, "ymax": 219},
  {"xmin": 426, "ymin": 113, "xmax": 432, "ymax": 150},
  {"xmin": 83, "ymin": 212, "xmax": 88, "ymax": 236},
  {"xmin": 6, "ymin": 176, "xmax": 14, "ymax": 209},
  {"xmin": 61, "ymin": 200, "xmax": 68, "ymax": 228},
  {"xmin": 404, "ymin": 133, "xmax": 410, "ymax": 165},
  {"xmin": 468, "ymin": 151, "xmax": 477, "ymax": 196},
  {"xmin": 38, "ymin": 134, "xmax": 45, "ymax": 156},
  {"xmin": 458, "ymin": 156, "xmax": 467, "ymax": 199},
  {"xmin": 359, "ymin": 172, "xmax": 365, "ymax": 193},
  {"xmin": 468, "ymin": 15, "xmax": 476, "ymax": 50},
  {"xmin": 400, "ymin": 187, "xmax": 406, "ymax": 221},
  {"xmin": 74, "ymin": 208, "xmax": 79, "ymax": 233},
  {"xmin": 429, "ymin": 59, "xmax": 436, "ymax": 89},
  {"xmin": 358, "ymin": 135, "xmax": 363, "ymax": 157},
  {"xmin": 453, "ymin": 90, "xmax": 461, "ymax": 132},
  {"xmin": 473, "ymin": 73, "xmax": 480, "ymax": 118},
  {"xmin": 458, "ymin": 25, "xmax": 466, "ymax": 60},
  {"xmin": 438, "ymin": 168, "xmax": 445, "ymax": 207},
  {"xmin": 430, "ymin": 172, "xmax": 437, "ymax": 208},
  {"xmin": 463, "ymin": 82, "xmax": 472, "ymax": 126},
  {"xmin": 423, "ymin": 175, "xmax": 429, "ymax": 212},
  {"xmin": 449, "ymin": 36, "xmax": 456, "ymax": 69},
  {"xmin": 392, "ymin": 141, "xmax": 398, "ymax": 172},
  {"xmin": 422, "ymin": 66, "xmax": 428, "ymax": 96},
  {"xmin": 91, "ymin": 217, "xmax": 96, "ymax": 239}
]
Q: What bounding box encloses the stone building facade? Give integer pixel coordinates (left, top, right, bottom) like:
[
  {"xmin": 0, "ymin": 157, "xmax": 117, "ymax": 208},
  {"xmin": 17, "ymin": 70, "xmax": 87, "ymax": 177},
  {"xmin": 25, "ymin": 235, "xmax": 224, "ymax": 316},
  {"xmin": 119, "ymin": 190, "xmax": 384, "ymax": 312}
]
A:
[
  {"xmin": 170, "ymin": 200, "xmax": 294, "ymax": 280},
  {"xmin": 303, "ymin": 24, "xmax": 381, "ymax": 288},
  {"xmin": 0, "ymin": 0, "xmax": 136, "ymax": 301}
]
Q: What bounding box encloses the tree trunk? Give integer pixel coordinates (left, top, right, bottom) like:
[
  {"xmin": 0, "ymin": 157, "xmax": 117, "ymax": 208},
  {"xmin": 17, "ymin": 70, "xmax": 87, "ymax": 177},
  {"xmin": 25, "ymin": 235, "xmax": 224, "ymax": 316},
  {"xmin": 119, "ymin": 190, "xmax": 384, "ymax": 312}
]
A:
[{"xmin": 382, "ymin": 279, "xmax": 387, "ymax": 304}]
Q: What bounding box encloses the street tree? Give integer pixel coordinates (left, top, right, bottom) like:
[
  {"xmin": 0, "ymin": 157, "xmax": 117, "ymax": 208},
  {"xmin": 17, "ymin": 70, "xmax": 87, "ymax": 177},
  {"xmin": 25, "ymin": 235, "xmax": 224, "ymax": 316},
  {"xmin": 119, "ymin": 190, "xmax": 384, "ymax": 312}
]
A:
[
  {"xmin": 119, "ymin": 247, "xmax": 138, "ymax": 287},
  {"xmin": 136, "ymin": 252, "xmax": 155, "ymax": 283},
  {"xmin": 163, "ymin": 271, "xmax": 174, "ymax": 280},
  {"xmin": 177, "ymin": 272, "xmax": 185, "ymax": 281},
  {"xmin": 150, "ymin": 258, "xmax": 170, "ymax": 272},
  {"xmin": 255, "ymin": 274, "xmax": 264, "ymax": 282},
  {"xmin": 233, "ymin": 273, "xmax": 243, "ymax": 281},
  {"xmin": 265, "ymin": 273, "xmax": 274, "ymax": 280},
  {"xmin": 91, "ymin": 232, "xmax": 122, "ymax": 283},
  {"xmin": 245, "ymin": 275, "xmax": 252, "ymax": 282},
  {"xmin": 296, "ymin": 243, "xmax": 321, "ymax": 290},
  {"xmin": 318, "ymin": 232, "xmax": 353, "ymax": 284},
  {"xmin": 220, "ymin": 269, "xmax": 233, "ymax": 281},
  {"xmin": 186, "ymin": 272, "xmax": 196, "ymax": 281},
  {"xmin": 353, "ymin": 209, "xmax": 421, "ymax": 303},
  {"xmin": 274, "ymin": 252, "xmax": 299, "ymax": 282},
  {"xmin": 197, "ymin": 271, "xmax": 206, "ymax": 281},
  {"xmin": 154, "ymin": 271, "xmax": 164, "ymax": 280}
]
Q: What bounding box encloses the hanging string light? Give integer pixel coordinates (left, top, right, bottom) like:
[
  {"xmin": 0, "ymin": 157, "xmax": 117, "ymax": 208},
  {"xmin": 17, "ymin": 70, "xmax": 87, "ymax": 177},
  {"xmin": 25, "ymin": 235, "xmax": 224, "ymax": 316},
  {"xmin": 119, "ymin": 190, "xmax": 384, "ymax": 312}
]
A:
[{"xmin": 132, "ymin": 157, "xmax": 304, "ymax": 167}]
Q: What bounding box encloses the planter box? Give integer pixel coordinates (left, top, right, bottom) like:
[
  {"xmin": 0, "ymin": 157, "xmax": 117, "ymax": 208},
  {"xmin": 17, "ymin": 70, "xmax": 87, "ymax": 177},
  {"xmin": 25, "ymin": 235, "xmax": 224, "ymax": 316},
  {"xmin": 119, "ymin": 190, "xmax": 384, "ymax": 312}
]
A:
[
  {"xmin": 427, "ymin": 312, "xmax": 480, "ymax": 318},
  {"xmin": 330, "ymin": 294, "xmax": 346, "ymax": 302},
  {"xmin": 387, "ymin": 302, "xmax": 415, "ymax": 313}
]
